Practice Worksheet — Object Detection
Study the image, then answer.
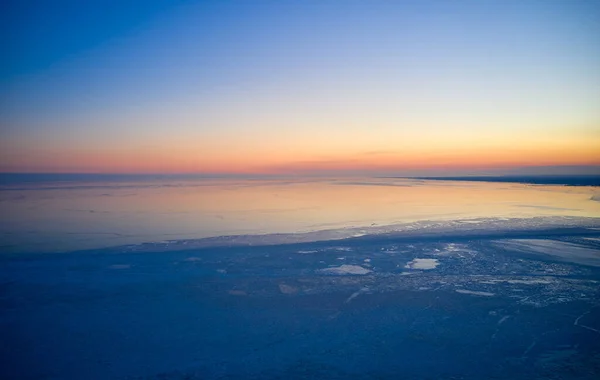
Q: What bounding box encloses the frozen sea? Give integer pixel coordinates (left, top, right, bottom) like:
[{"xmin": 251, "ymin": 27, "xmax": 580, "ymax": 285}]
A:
[{"xmin": 1, "ymin": 175, "xmax": 600, "ymax": 379}]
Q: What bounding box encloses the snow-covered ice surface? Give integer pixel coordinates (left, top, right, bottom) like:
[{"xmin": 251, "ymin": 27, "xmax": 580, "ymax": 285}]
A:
[
  {"xmin": 317, "ymin": 264, "xmax": 372, "ymax": 275},
  {"xmin": 492, "ymin": 239, "xmax": 600, "ymax": 267},
  {"xmin": 1, "ymin": 216, "xmax": 600, "ymax": 379},
  {"xmin": 404, "ymin": 258, "xmax": 440, "ymax": 269},
  {"xmin": 94, "ymin": 215, "xmax": 600, "ymax": 254}
]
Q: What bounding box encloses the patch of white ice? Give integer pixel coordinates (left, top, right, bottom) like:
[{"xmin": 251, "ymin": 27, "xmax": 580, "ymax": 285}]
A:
[
  {"xmin": 404, "ymin": 258, "xmax": 440, "ymax": 270},
  {"xmin": 506, "ymin": 279, "xmax": 552, "ymax": 285},
  {"xmin": 183, "ymin": 257, "xmax": 202, "ymax": 262},
  {"xmin": 327, "ymin": 247, "xmax": 352, "ymax": 252},
  {"xmin": 318, "ymin": 265, "xmax": 372, "ymax": 275},
  {"xmin": 455, "ymin": 289, "xmax": 495, "ymax": 297}
]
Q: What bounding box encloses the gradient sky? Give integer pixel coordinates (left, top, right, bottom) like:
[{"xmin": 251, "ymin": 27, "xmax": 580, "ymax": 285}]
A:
[{"xmin": 1, "ymin": 0, "xmax": 599, "ymax": 175}]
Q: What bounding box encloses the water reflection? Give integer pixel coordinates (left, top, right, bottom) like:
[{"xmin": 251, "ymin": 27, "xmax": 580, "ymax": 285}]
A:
[{"xmin": 1, "ymin": 177, "xmax": 598, "ymax": 253}]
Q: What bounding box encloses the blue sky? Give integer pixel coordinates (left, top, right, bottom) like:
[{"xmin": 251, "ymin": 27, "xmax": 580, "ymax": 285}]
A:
[{"xmin": 1, "ymin": 0, "xmax": 599, "ymax": 174}]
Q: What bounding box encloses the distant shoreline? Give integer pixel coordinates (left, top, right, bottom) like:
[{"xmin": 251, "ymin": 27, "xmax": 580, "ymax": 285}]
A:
[{"xmin": 398, "ymin": 175, "xmax": 600, "ymax": 187}]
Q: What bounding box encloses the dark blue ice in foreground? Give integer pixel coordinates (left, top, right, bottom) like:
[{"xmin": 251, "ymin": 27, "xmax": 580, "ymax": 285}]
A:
[{"xmin": 1, "ymin": 217, "xmax": 600, "ymax": 379}]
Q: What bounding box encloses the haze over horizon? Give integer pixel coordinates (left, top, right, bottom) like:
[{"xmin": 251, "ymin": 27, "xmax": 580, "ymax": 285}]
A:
[{"xmin": 1, "ymin": 0, "xmax": 599, "ymax": 175}]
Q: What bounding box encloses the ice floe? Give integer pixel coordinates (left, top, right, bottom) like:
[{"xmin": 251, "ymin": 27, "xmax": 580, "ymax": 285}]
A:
[
  {"xmin": 404, "ymin": 258, "xmax": 440, "ymax": 270},
  {"xmin": 318, "ymin": 265, "xmax": 372, "ymax": 275}
]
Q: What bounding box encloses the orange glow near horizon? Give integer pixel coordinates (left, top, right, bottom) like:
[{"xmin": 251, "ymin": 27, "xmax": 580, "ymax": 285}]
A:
[
  {"xmin": 2, "ymin": 131, "xmax": 599, "ymax": 174},
  {"xmin": 3, "ymin": 1, "xmax": 600, "ymax": 176}
]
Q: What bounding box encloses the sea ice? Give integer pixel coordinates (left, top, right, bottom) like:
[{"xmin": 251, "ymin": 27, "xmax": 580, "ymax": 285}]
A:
[
  {"xmin": 278, "ymin": 283, "xmax": 298, "ymax": 294},
  {"xmin": 455, "ymin": 289, "xmax": 495, "ymax": 297},
  {"xmin": 183, "ymin": 257, "xmax": 202, "ymax": 262},
  {"xmin": 318, "ymin": 265, "xmax": 372, "ymax": 275},
  {"xmin": 404, "ymin": 258, "xmax": 439, "ymax": 270},
  {"xmin": 493, "ymin": 239, "xmax": 600, "ymax": 267}
]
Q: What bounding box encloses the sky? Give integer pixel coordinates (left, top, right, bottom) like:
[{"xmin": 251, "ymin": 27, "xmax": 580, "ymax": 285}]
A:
[{"xmin": 1, "ymin": 0, "xmax": 599, "ymax": 175}]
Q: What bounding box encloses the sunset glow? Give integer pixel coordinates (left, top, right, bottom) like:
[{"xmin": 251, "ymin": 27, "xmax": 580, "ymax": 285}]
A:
[{"xmin": 1, "ymin": 0, "xmax": 599, "ymax": 175}]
